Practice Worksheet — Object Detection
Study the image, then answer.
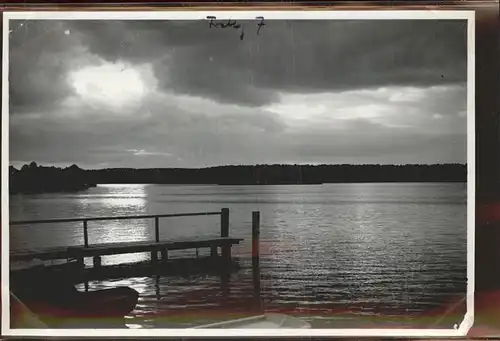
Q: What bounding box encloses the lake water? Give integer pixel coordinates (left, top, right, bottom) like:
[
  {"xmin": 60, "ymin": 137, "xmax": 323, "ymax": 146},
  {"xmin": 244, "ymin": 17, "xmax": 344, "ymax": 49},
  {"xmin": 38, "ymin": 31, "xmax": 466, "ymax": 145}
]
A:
[{"xmin": 9, "ymin": 183, "xmax": 468, "ymax": 328}]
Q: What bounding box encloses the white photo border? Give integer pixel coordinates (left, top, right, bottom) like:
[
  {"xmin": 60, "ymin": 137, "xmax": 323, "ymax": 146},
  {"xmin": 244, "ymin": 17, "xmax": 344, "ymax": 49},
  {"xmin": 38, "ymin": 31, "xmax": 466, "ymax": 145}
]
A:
[{"xmin": 2, "ymin": 9, "xmax": 475, "ymax": 338}]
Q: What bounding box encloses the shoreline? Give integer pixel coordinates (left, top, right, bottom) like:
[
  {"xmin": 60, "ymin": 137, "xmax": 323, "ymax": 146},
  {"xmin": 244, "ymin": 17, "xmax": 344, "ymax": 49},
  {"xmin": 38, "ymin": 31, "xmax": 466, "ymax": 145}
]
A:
[
  {"xmin": 9, "ymin": 163, "xmax": 468, "ymax": 195},
  {"xmin": 8, "ymin": 181, "xmax": 467, "ymax": 195}
]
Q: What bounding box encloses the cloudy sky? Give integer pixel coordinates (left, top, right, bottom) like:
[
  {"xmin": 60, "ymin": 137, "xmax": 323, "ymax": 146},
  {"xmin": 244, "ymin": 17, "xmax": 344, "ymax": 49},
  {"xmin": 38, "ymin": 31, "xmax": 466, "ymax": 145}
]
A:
[{"xmin": 8, "ymin": 18, "xmax": 468, "ymax": 169}]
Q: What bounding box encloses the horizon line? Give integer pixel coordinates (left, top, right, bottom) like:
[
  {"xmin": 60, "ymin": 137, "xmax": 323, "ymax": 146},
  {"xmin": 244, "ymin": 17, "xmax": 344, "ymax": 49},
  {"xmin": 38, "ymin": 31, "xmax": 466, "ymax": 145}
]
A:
[{"xmin": 10, "ymin": 162, "xmax": 468, "ymax": 171}]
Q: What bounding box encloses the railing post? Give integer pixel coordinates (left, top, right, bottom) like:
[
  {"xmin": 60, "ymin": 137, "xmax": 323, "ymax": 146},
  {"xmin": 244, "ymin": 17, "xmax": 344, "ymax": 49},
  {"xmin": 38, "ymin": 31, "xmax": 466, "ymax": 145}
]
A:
[
  {"xmin": 155, "ymin": 216, "xmax": 160, "ymax": 243},
  {"xmin": 221, "ymin": 208, "xmax": 230, "ymax": 261},
  {"xmin": 221, "ymin": 208, "xmax": 229, "ymax": 238},
  {"xmin": 83, "ymin": 220, "xmax": 89, "ymax": 247}
]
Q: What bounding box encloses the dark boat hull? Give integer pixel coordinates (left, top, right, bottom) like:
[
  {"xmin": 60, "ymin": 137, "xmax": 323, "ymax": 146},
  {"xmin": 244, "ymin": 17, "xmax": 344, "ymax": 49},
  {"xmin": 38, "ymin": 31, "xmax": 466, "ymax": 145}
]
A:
[
  {"xmin": 25, "ymin": 286, "xmax": 139, "ymax": 319},
  {"xmin": 11, "ymin": 267, "xmax": 139, "ymax": 327}
]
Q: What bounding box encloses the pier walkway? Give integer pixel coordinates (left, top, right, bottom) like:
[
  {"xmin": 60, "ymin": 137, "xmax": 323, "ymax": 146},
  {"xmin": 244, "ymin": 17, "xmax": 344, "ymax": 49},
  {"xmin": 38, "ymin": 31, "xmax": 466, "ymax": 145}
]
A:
[{"xmin": 10, "ymin": 208, "xmax": 246, "ymax": 268}]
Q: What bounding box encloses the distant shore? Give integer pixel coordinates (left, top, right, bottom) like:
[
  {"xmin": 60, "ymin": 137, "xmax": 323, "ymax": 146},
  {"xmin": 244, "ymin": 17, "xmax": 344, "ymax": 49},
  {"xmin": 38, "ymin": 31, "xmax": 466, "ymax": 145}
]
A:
[
  {"xmin": 9, "ymin": 162, "xmax": 96, "ymax": 195},
  {"xmin": 9, "ymin": 162, "xmax": 466, "ymax": 194}
]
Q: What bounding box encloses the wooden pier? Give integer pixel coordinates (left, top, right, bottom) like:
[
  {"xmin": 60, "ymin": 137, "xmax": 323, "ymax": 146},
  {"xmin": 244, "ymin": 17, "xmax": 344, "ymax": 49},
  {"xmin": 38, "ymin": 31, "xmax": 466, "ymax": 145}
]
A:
[{"xmin": 10, "ymin": 208, "xmax": 250, "ymax": 269}]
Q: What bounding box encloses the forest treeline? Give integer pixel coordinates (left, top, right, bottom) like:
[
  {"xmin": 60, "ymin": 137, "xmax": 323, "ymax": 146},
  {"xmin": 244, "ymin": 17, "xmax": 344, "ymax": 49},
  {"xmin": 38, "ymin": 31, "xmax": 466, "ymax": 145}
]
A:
[
  {"xmin": 9, "ymin": 162, "xmax": 96, "ymax": 194},
  {"xmin": 9, "ymin": 162, "xmax": 467, "ymax": 194}
]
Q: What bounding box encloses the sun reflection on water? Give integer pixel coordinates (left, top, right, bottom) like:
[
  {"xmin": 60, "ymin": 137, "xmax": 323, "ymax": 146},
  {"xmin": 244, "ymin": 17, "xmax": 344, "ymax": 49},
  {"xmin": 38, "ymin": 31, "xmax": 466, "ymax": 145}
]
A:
[{"xmin": 79, "ymin": 184, "xmax": 153, "ymax": 266}]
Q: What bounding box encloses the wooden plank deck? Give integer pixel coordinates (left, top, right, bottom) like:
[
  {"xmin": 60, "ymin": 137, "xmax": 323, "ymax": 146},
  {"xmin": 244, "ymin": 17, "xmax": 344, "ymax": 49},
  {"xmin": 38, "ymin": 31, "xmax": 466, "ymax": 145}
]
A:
[{"xmin": 10, "ymin": 237, "xmax": 244, "ymax": 262}]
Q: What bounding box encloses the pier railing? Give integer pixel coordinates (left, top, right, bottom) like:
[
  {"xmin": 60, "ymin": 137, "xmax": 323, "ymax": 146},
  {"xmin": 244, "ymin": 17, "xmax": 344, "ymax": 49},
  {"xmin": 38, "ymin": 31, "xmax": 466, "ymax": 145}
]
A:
[{"xmin": 10, "ymin": 208, "xmax": 230, "ymax": 248}]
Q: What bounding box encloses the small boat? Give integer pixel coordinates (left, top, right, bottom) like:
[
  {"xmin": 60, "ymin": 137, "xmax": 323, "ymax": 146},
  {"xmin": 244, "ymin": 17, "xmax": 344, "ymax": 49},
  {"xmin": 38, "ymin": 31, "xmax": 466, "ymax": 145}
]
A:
[
  {"xmin": 193, "ymin": 313, "xmax": 311, "ymax": 329},
  {"xmin": 20, "ymin": 286, "xmax": 139, "ymax": 320},
  {"xmin": 10, "ymin": 260, "xmax": 139, "ymax": 326}
]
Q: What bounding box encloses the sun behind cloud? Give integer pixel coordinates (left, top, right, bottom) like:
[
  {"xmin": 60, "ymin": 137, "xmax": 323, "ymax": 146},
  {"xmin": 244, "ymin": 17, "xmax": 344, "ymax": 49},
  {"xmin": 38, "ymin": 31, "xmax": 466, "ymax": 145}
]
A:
[{"xmin": 67, "ymin": 61, "xmax": 154, "ymax": 110}]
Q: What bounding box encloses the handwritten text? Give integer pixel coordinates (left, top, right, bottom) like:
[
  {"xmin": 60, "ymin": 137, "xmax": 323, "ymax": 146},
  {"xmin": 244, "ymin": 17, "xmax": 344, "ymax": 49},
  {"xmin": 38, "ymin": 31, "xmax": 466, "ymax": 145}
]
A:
[{"xmin": 206, "ymin": 16, "xmax": 266, "ymax": 40}]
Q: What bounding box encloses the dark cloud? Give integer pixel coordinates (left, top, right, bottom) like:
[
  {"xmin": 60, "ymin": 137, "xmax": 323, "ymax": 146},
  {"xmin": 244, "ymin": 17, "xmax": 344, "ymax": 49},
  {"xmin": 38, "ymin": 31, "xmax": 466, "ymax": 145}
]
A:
[
  {"xmin": 8, "ymin": 20, "xmax": 98, "ymax": 114},
  {"xmin": 7, "ymin": 17, "xmax": 469, "ymax": 167},
  {"xmin": 9, "ymin": 19, "xmax": 467, "ymax": 111},
  {"xmin": 66, "ymin": 19, "xmax": 467, "ymax": 107}
]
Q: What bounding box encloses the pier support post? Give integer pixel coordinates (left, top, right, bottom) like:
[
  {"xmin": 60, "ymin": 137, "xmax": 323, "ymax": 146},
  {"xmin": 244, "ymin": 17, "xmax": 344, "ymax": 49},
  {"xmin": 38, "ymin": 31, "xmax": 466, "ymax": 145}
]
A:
[
  {"xmin": 155, "ymin": 216, "xmax": 160, "ymax": 243},
  {"xmin": 93, "ymin": 256, "xmax": 102, "ymax": 268},
  {"xmin": 161, "ymin": 249, "xmax": 168, "ymax": 262},
  {"xmin": 210, "ymin": 246, "xmax": 218, "ymax": 258},
  {"xmin": 83, "ymin": 220, "xmax": 89, "ymax": 247},
  {"xmin": 151, "ymin": 251, "xmax": 158, "ymax": 264},
  {"xmin": 221, "ymin": 208, "xmax": 229, "ymax": 237},
  {"xmin": 221, "ymin": 208, "xmax": 230, "ymax": 261},
  {"xmin": 222, "ymin": 244, "xmax": 232, "ymax": 262},
  {"xmin": 252, "ymin": 211, "xmax": 260, "ymax": 262},
  {"xmin": 252, "ymin": 211, "xmax": 262, "ymax": 312}
]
